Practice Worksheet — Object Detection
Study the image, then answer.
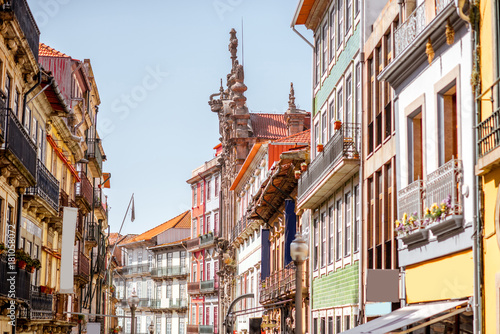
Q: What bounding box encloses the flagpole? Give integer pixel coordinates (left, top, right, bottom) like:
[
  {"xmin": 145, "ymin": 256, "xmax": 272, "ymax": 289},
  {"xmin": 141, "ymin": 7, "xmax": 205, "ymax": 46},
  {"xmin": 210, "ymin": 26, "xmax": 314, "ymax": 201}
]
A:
[{"xmin": 105, "ymin": 193, "xmax": 134, "ymax": 273}]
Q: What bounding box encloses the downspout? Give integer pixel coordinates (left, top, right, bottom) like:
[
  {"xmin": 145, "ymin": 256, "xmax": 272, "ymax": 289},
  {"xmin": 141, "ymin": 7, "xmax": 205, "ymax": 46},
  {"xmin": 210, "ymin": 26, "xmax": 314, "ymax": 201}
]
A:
[
  {"xmin": 470, "ymin": 2, "xmax": 483, "ymax": 333},
  {"xmin": 22, "ymin": 71, "xmax": 41, "ymax": 125},
  {"xmin": 398, "ymin": 0, "xmax": 404, "ymax": 24}
]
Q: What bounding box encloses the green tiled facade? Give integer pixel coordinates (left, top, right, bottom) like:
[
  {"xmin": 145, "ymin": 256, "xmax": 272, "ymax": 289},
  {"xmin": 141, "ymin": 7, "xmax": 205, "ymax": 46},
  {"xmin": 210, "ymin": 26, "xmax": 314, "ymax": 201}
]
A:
[
  {"xmin": 312, "ymin": 261, "xmax": 359, "ymax": 309},
  {"xmin": 313, "ymin": 25, "xmax": 361, "ymax": 116}
]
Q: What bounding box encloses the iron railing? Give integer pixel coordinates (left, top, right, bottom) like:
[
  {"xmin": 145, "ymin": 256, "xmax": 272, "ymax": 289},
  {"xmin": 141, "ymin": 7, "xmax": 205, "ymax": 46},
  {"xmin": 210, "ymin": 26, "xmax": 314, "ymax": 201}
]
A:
[
  {"xmin": 122, "ymin": 263, "xmax": 150, "ymax": 275},
  {"xmin": 298, "ymin": 123, "xmax": 360, "ymax": 202},
  {"xmin": 200, "ymin": 279, "xmax": 218, "ymax": 293},
  {"xmin": 75, "ymin": 170, "xmax": 93, "ymax": 206},
  {"xmin": 186, "ymin": 237, "xmax": 200, "ymax": 251},
  {"xmin": 86, "ymin": 223, "xmax": 98, "ymax": 243},
  {"xmin": 259, "ymin": 262, "xmax": 306, "ymax": 304},
  {"xmin": 394, "ymin": 2, "xmax": 426, "ymax": 57},
  {"xmin": 200, "ymin": 233, "xmax": 214, "ymax": 247},
  {"xmin": 436, "ymin": 0, "xmax": 453, "ymax": 14},
  {"xmin": 0, "ymin": 0, "xmax": 40, "ymax": 61},
  {"xmin": 86, "ymin": 137, "xmax": 103, "ymax": 172},
  {"xmin": 425, "ymin": 159, "xmax": 463, "ymax": 215},
  {"xmin": 199, "ymin": 325, "xmax": 214, "ymax": 334},
  {"xmin": 26, "ymin": 159, "xmax": 59, "ymax": 212},
  {"xmin": 478, "ymin": 107, "xmax": 500, "ymax": 157},
  {"xmin": 30, "ymin": 285, "xmax": 53, "ymax": 320},
  {"xmin": 188, "ymin": 282, "xmax": 200, "ymax": 295},
  {"xmin": 397, "ymin": 180, "xmax": 424, "ymax": 218},
  {"xmin": 151, "ymin": 265, "xmax": 188, "ymax": 278},
  {"xmin": 94, "ymin": 187, "xmax": 107, "ymax": 212},
  {"xmin": 0, "ymin": 257, "xmax": 31, "ymax": 300},
  {"xmin": 73, "ymin": 251, "xmax": 90, "ymax": 278},
  {"xmin": 0, "ymin": 109, "xmax": 37, "ymax": 180},
  {"xmin": 187, "ymin": 325, "xmax": 199, "ymax": 334},
  {"xmin": 151, "ymin": 298, "xmax": 188, "ymax": 310}
]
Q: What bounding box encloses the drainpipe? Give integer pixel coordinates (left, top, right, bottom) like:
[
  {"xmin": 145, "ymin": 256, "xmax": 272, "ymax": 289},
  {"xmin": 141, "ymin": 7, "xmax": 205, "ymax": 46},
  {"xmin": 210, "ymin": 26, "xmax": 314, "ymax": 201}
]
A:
[
  {"xmin": 22, "ymin": 71, "xmax": 41, "ymax": 125},
  {"xmin": 398, "ymin": 0, "xmax": 404, "ymax": 24},
  {"xmin": 470, "ymin": 2, "xmax": 483, "ymax": 333}
]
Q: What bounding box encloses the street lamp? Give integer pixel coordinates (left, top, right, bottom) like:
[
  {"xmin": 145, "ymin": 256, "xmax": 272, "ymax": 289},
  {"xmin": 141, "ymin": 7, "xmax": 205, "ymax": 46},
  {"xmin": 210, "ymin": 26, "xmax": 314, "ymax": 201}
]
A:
[
  {"xmin": 290, "ymin": 233, "xmax": 308, "ymax": 334},
  {"xmin": 148, "ymin": 320, "xmax": 154, "ymax": 334},
  {"xmin": 127, "ymin": 288, "xmax": 140, "ymax": 334}
]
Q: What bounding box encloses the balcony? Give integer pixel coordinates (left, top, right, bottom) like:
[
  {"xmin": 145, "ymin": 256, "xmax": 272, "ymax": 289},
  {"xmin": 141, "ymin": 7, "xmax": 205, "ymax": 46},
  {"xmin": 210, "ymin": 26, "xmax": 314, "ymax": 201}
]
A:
[
  {"xmin": 200, "ymin": 279, "xmax": 218, "ymax": 294},
  {"xmin": 86, "ymin": 223, "xmax": 99, "ymax": 245},
  {"xmin": 0, "ymin": 257, "xmax": 31, "ymax": 301},
  {"xmin": 297, "ymin": 123, "xmax": 360, "ymax": 209},
  {"xmin": 25, "ymin": 159, "xmax": 60, "ymax": 213},
  {"xmin": 75, "ymin": 171, "xmax": 93, "ymax": 209},
  {"xmin": 150, "ymin": 298, "xmax": 188, "ymax": 310},
  {"xmin": 186, "ymin": 237, "xmax": 200, "ymax": 251},
  {"xmin": 188, "ymin": 282, "xmax": 200, "ymax": 295},
  {"xmin": 199, "ymin": 233, "xmax": 214, "ymax": 248},
  {"xmin": 259, "ymin": 263, "xmax": 307, "ymax": 305},
  {"xmin": 94, "ymin": 188, "xmax": 107, "ymax": 220},
  {"xmin": 122, "ymin": 263, "xmax": 150, "ymax": 276},
  {"xmin": 187, "ymin": 325, "xmax": 199, "ymax": 334},
  {"xmin": 151, "ymin": 265, "xmax": 188, "ymax": 279},
  {"xmin": 0, "ymin": 109, "xmax": 37, "ymax": 186},
  {"xmin": 73, "ymin": 251, "xmax": 90, "ymax": 281},
  {"xmin": 200, "ymin": 325, "xmax": 214, "ymax": 334},
  {"xmin": 397, "ymin": 159, "xmax": 463, "ymax": 246},
  {"xmin": 86, "ymin": 137, "xmax": 103, "ymax": 176},
  {"xmin": 30, "ymin": 285, "xmax": 54, "ymax": 320},
  {"xmin": 0, "ymin": 0, "xmax": 40, "ymax": 61}
]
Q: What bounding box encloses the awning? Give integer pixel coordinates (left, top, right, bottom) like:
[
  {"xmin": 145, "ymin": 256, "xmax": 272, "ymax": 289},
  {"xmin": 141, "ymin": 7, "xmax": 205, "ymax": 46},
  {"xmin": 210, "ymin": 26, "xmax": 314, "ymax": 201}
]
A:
[{"xmin": 342, "ymin": 300, "xmax": 469, "ymax": 334}]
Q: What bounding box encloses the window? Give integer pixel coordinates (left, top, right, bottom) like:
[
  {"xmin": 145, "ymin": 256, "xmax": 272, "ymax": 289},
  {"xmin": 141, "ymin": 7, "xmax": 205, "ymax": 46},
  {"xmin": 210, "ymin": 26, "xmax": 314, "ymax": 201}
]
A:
[
  {"xmin": 313, "ymin": 318, "xmax": 318, "ymax": 334},
  {"xmin": 337, "ymin": 88, "xmax": 343, "ymax": 122},
  {"xmin": 214, "ymin": 176, "xmax": 219, "ymax": 196},
  {"xmin": 354, "ymin": 185, "xmax": 360, "ymax": 252},
  {"xmin": 355, "ymin": 63, "xmax": 361, "ymax": 125},
  {"xmin": 147, "ymin": 281, "xmax": 152, "ymax": 299},
  {"xmin": 328, "ymin": 316, "xmax": 334, "ymax": 334},
  {"xmin": 193, "ymin": 219, "xmax": 197, "ymax": 237},
  {"xmin": 156, "ymin": 317, "xmax": 161, "ymax": 334},
  {"xmin": 322, "ymin": 112, "xmax": 328, "ymax": 144},
  {"xmin": 329, "ymin": 100, "xmax": 336, "ymax": 138},
  {"xmin": 336, "ymin": 199, "xmax": 342, "ymax": 261},
  {"xmin": 322, "ymin": 23, "xmax": 328, "ymax": 74},
  {"xmin": 181, "ymin": 251, "xmax": 187, "ymax": 268},
  {"xmin": 345, "ymin": 315, "xmax": 351, "ymax": 331},
  {"xmin": 206, "ymin": 215, "xmax": 211, "ymax": 233},
  {"xmin": 200, "ymin": 182, "xmax": 204, "ymax": 203},
  {"xmin": 437, "ymin": 82, "xmax": 458, "ymax": 166},
  {"xmin": 24, "ymin": 107, "xmax": 31, "ymax": 133},
  {"xmin": 207, "ymin": 180, "xmax": 211, "ymax": 200},
  {"xmin": 126, "ymin": 319, "xmax": 131, "ymax": 334},
  {"xmin": 214, "ymin": 212, "xmax": 219, "ymax": 235},
  {"xmin": 166, "ymin": 282, "xmax": 172, "ymax": 299},
  {"xmin": 192, "ymin": 262, "xmax": 197, "ymax": 282},
  {"xmin": 180, "ymin": 280, "xmax": 186, "ymax": 297},
  {"xmin": 337, "ymin": 0, "xmax": 344, "ymax": 48},
  {"xmin": 137, "ymin": 252, "xmax": 142, "ymax": 264},
  {"xmin": 329, "ymin": 206, "xmax": 334, "ymax": 263},
  {"xmin": 206, "ymin": 306, "xmax": 210, "ymax": 325},
  {"xmin": 315, "ymin": 39, "xmax": 321, "ymax": 86},
  {"xmin": 346, "ymin": 0, "xmax": 352, "ymax": 33},
  {"xmin": 128, "ymin": 254, "xmax": 133, "ymax": 266},
  {"xmin": 346, "ymin": 75, "xmax": 352, "ymax": 123},
  {"xmin": 167, "ymin": 252, "xmax": 173, "ymax": 268},
  {"xmin": 32, "ymin": 117, "xmax": 37, "ymax": 142},
  {"xmin": 137, "ymin": 316, "xmax": 141, "ymax": 333},
  {"xmin": 345, "ymin": 192, "xmax": 352, "ymax": 256},
  {"xmin": 198, "ymin": 305, "xmax": 203, "ymax": 325},
  {"xmin": 315, "ymin": 122, "xmax": 320, "ymax": 153},
  {"xmin": 321, "ymin": 317, "xmax": 326, "ymax": 334},
  {"xmin": 167, "ymin": 318, "xmax": 172, "ymax": 334},
  {"xmin": 4, "ymin": 75, "xmax": 11, "ymax": 109},
  {"xmin": 355, "ymin": 0, "xmax": 360, "ymax": 15},
  {"xmin": 207, "ymin": 262, "xmax": 211, "ymax": 280},
  {"xmin": 193, "ymin": 186, "xmax": 197, "ymax": 207},
  {"xmin": 408, "ymin": 108, "xmax": 423, "ymax": 182},
  {"xmin": 214, "ymin": 306, "xmax": 218, "ymax": 332},
  {"xmin": 321, "ymin": 212, "xmax": 326, "ymax": 267},
  {"xmin": 314, "ymin": 218, "xmax": 319, "ymax": 270},
  {"xmin": 13, "ymin": 90, "xmax": 19, "ymax": 118},
  {"xmin": 191, "ymin": 306, "xmax": 196, "ymax": 324},
  {"xmin": 156, "ymin": 253, "xmax": 163, "ymax": 267},
  {"xmin": 336, "ymin": 316, "xmax": 342, "ymax": 333},
  {"xmin": 330, "ymin": 8, "xmax": 336, "ymax": 60},
  {"xmin": 148, "ymin": 254, "xmax": 153, "ymax": 270}
]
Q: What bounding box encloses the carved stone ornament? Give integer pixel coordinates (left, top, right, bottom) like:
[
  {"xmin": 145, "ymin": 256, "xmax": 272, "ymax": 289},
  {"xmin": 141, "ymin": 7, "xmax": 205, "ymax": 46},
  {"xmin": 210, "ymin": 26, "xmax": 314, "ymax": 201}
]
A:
[
  {"xmin": 446, "ymin": 19, "xmax": 455, "ymax": 45},
  {"xmin": 426, "ymin": 38, "xmax": 435, "ymax": 64}
]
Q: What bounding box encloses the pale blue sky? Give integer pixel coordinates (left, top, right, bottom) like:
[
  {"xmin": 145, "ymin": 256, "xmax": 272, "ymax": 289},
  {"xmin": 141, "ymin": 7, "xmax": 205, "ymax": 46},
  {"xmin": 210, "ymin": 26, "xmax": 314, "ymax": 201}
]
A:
[{"xmin": 27, "ymin": 0, "xmax": 313, "ymax": 235}]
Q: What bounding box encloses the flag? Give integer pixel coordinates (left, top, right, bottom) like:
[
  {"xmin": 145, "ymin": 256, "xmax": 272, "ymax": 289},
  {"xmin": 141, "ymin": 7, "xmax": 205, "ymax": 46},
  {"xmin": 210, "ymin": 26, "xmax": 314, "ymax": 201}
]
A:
[{"xmin": 131, "ymin": 196, "xmax": 135, "ymax": 222}]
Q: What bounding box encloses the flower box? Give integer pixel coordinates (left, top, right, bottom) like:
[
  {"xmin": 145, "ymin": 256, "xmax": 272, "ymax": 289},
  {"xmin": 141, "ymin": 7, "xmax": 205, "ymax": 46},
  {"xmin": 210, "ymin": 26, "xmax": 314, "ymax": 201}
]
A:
[
  {"xmin": 427, "ymin": 215, "xmax": 463, "ymax": 237},
  {"xmin": 398, "ymin": 228, "xmax": 429, "ymax": 246}
]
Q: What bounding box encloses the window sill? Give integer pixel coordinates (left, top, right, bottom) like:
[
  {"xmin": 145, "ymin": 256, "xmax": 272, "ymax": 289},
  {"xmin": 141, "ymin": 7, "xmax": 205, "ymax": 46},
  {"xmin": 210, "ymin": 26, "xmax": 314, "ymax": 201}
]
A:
[{"xmin": 383, "ymin": 135, "xmax": 392, "ymax": 145}]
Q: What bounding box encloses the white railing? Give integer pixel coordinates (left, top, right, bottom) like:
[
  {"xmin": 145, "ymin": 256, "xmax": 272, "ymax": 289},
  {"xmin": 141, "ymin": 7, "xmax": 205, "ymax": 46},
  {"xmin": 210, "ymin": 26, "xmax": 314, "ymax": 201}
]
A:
[
  {"xmin": 394, "ymin": 2, "xmax": 426, "ymax": 57},
  {"xmin": 398, "ymin": 179, "xmax": 424, "ymax": 218},
  {"xmin": 425, "ymin": 159, "xmax": 463, "ymax": 215}
]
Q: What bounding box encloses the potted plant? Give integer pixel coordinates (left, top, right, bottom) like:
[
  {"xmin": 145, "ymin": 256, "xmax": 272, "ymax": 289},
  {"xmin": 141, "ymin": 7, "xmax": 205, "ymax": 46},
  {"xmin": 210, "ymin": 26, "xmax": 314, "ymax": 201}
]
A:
[
  {"xmin": 317, "ymin": 144, "xmax": 324, "ymax": 152},
  {"xmin": 334, "ymin": 120, "xmax": 342, "ymax": 130},
  {"xmin": 15, "ymin": 249, "xmax": 29, "ymax": 270},
  {"xmin": 26, "ymin": 258, "xmax": 35, "ymax": 273},
  {"xmin": 40, "ymin": 285, "xmax": 48, "ymax": 293},
  {"xmin": 300, "ymin": 162, "xmax": 308, "ymax": 171},
  {"xmin": 294, "ymin": 170, "xmax": 301, "ymax": 179},
  {"xmin": 77, "ymin": 314, "xmax": 85, "ymax": 324},
  {"xmin": 110, "ymin": 285, "xmax": 115, "ymax": 293},
  {"xmin": 32, "ymin": 258, "xmax": 41, "ymax": 271}
]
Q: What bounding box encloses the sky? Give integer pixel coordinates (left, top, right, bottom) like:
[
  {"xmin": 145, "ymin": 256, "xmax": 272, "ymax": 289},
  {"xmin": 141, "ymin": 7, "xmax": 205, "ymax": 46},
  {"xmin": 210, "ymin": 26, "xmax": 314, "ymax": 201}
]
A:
[{"xmin": 26, "ymin": 0, "xmax": 313, "ymax": 235}]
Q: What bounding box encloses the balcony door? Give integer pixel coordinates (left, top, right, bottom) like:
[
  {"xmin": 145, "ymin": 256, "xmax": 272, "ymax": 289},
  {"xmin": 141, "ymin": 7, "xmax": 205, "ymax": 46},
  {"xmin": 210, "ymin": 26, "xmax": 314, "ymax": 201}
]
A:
[
  {"xmin": 407, "ymin": 108, "xmax": 423, "ymax": 183},
  {"xmin": 437, "ymin": 82, "xmax": 458, "ymax": 166}
]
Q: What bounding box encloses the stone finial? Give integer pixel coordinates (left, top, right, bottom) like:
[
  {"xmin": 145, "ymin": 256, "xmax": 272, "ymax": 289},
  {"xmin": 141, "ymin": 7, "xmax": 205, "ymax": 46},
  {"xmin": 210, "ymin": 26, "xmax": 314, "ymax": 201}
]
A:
[
  {"xmin": 229, "ymin": 28, "xmax": 238, "ymax": 67},
  {"xmin": 288, "ymin": 82, "xmax": 296, "ymax": 110}
]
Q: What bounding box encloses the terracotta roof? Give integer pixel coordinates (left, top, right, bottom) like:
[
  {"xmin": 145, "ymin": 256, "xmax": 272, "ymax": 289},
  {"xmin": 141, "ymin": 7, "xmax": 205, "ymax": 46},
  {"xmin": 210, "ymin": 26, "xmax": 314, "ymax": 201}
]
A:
[
  {"xmin": 250, "ymin": 113, "xmax": 288, "ymax": 140},
  {"xmin": 275, "ymin": 129, "xmax": 311, "ymax": 144},
  {"xmin": 121, "ymin": 211, "xmax": 191, "ymax": 245},
  {"xmin": 39, "ymin": 43, "xmax": 70, "ymax": 58}
]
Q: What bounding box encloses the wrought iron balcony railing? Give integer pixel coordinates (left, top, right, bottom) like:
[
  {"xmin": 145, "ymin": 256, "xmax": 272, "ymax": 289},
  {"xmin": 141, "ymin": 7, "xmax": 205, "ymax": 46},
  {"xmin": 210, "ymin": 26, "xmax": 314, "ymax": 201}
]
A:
[
  {"xmin": 200, "ymin": 279, "xmax": 217, "ymax": 293},
  {"xmin": 0, "ymin": 109, "xmax": 37, "ymax": 181},
  {"xmin": 26, "ymin": 159, "xmax": 59, "ymax": 212},
  {"xmin": 199, "ymin": 325, "xmax": 214, "ymax": 334},
  {"xmin": 75, "ymin": 170, "xmax": 93, "ymax": 207},
  {"xmin": 397, "ymin": 179, "xmax": 424, "ymax": 219},
  {"xmin": 259, "ymin": 262, "xmax": 306, "ymax": 305},
  {"xmin": 86, "ymin": 137, "xmax": 103, "ymax": 173},
  {"xmin": 298, "ymin": 123, "xmax": 360, "ymax": 204},
  {"xmin": 425, "ymin": 159, "xmax": 463, "ymax": 215},
  {"xmin": 188, "ymin": 282, "xmax": 200, "ymax": 295},
  {"xmin": 186, "ymin": 237, "xmax": 200, "ymax": 251},
  {"xmin": 0, "ymin": 257, "xmax": 31, "ymax": 301},
  {"xmin": 30, "ymin": 285, "xmax": 53, "ymax": 320},
  {"xmin": 151, "ymin": 265, "xmax": 188, "ymax": 278},
  {"xmin": 199, "ymin": 233, "xmax": 214, "ymax": 247},
  {"xmin": 122, "ymin": 263, "xmax": 150, "ymax": 276},
  {"xmin": 394, "ymin": 1, "xmax": 426, "ymax": 57},
  {"xmin": 478, "ymin": 107, "xmax": 500, "ymax": 157},
  {"xmin": 94, "ymin": 187, "xmax": 107, "ymax": 213},
  {"xmin": 150, "ymin": 298, "xmax": 188, "ymax": 310},
  {"xmin": 0, "ymin": 0, "xmax": 40, "ymax": 61},
  {"xmin": 86, "ymin": 223, "xmax": 98, "ymax": 243},
  {"xmin": 73, "ymin": 251, "xmax": 90, "ymax": 278}
]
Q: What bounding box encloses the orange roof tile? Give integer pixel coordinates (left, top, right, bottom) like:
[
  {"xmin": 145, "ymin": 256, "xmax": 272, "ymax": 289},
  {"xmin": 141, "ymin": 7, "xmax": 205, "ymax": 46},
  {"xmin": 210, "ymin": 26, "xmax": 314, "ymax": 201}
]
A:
[
  {"xmin": 121, "ymin": 211, "xmax": 191, "ymax": 245},
  {"xmin": 250, "ymin": 113, "xmax": 288, "ymax": 140},
  {"xmin": 275, "ymin": 129, "xmax": 310, "ymax": 144},
  {"xmin": 39, "ymin": 43, "xmax": 70, "ymax": 58}
]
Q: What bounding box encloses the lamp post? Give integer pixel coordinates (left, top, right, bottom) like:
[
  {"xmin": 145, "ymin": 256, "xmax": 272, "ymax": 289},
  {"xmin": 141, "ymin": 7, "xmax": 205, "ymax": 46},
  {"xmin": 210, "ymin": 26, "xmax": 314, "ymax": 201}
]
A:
[
  {"xmin": 127, "ymin": 288, "xmax": 139, "ymax": 334},
  {"xmin": 148, "ymin": 320, "xmax": 154, "ymax": 334},
  {"xmin": 290, "ymin": 233, "xmax": 308, "ymax": 334}
]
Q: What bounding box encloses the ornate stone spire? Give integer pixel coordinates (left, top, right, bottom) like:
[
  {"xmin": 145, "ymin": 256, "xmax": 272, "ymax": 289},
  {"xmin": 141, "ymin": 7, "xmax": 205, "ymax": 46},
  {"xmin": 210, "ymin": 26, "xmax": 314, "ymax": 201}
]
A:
[
  {"xmin": 288, "ymin": 82, "xmax": 296, "ymax": 111},
  {"xmin": 229, "ymin": 28, "xmax": 238, "ymax": 68}
]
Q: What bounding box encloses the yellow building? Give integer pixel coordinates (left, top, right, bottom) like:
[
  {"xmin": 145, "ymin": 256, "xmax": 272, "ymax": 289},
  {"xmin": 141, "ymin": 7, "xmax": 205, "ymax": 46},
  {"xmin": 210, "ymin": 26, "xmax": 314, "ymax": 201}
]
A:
[{"xmin": 475, "ymin": 0, "xmax": 500, "ymax": 332}]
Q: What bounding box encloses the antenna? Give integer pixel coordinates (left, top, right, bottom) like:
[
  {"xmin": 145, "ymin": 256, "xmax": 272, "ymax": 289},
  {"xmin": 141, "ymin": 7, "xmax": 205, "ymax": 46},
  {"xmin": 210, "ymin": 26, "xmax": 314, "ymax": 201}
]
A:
[{"xmin": 241, "ymin": 17, "xmax": 244, "ymax": 69}]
